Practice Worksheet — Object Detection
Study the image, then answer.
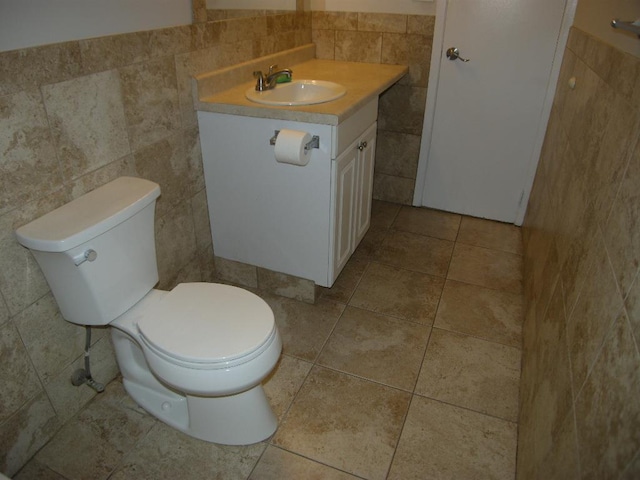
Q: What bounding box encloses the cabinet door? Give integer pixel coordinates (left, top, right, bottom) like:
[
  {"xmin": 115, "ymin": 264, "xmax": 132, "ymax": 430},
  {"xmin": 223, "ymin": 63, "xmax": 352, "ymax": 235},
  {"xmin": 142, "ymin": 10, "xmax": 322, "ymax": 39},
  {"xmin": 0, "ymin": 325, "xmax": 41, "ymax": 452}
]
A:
[
  {"xmin": 354, "ymin": 122, "xmax": 377, "ymax": 248},
  {"xmin": 331, "ymin": 144, "xmax": 359, "ymax": 279}
]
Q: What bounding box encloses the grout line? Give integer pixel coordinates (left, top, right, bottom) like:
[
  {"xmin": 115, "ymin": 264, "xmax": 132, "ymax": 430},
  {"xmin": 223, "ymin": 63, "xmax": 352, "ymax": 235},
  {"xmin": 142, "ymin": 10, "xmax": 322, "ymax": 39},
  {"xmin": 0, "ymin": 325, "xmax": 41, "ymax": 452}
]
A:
[
  {"xmin": 266, "ymin": 352, "xmax": 315, "ymax": 428},
  {"xmin": 340, "ymin": 303, "xmax": 434, "ymax": 328},
  {"xmin": 342, "ymin": 256, "xmax": 373, "ymax": 306},
  {"xmin": 265, "ymin": 445, "xmax": 369, "ymax": 479},
  {"xmin": 380, "ymin": 311, "xmax": 437, "ymax": 478},
  {"xmin": 245, "ymin": 439, "xmax": 270, "ymax": 479},
  {"xmin": 265, "ymin": 294, "xmax": 349, "ymax": 446},
  {"xmin": 383, "ymin": 392, "xmax": 417, "ymax": 479},
  {"xmin": 410, "ymin": 320, "xmax": 435, "ymax": 396},
  {"xmin": 411, "ymin": 391, "xmax": 519, "ymax": 425},
  {"xmin": 107, "ymin": 417, "xmax": 160, "ymax": 478},
  {"xmin": 430, "ymin": 323, "xmax": 523, "ymax": 351},
  {"xmin": 310, "ymin": 363, "xmax": 417, "ymax": 395},
  {"xmin": 368, "ymin": 256, "xmax": 450, "ymax": 280}
]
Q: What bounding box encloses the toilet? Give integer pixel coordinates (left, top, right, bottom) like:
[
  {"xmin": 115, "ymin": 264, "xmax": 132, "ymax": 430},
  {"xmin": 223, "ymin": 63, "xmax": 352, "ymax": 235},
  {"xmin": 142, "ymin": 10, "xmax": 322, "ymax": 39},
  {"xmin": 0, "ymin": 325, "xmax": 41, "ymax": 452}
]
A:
[{"xmin": 15, "ymin": 177, "xmax": 282, "ymax": 445}]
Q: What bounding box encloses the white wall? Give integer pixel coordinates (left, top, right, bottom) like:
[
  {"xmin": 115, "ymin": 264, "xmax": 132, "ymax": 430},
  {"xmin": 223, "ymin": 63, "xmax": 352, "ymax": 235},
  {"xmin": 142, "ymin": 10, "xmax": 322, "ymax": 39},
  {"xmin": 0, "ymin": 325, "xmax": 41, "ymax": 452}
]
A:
[
  {"xmin": 0, "ymin": 0, "xmax": 192, "ymax": 52},
  {"xmin": 309, "ymin": 0, "xmax": 435, "ymax": 15},
  {"xmin": 574, "ymin": 0, "xmax": 640, "ymax": 57},
  {"xmin": 0, "ymin": 0, "xmax": 439, "ymax": 53}
]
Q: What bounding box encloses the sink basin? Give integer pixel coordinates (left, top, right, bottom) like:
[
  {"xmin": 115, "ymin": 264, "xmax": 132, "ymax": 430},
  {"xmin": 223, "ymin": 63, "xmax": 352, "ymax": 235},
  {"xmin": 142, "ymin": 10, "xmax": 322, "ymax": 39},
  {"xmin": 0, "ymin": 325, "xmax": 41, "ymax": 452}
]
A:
[{"xmin": 246, "ymin": 80, "xmax": 347, "ymax": 106}]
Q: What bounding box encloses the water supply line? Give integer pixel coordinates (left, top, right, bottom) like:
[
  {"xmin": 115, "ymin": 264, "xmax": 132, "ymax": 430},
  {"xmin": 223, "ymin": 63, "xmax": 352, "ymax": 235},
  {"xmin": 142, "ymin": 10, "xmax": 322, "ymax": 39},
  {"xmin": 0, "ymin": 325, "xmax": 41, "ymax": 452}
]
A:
[{"xmin": 71, "ymin": 326, "xmax": 105, "ymax": 393}]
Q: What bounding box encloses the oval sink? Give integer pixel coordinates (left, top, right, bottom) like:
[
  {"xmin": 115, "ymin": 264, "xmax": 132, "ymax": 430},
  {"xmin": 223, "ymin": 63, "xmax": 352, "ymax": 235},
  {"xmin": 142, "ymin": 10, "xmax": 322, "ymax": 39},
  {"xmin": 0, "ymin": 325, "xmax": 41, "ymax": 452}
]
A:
[{"xmin": 246, "ymin": 80, "xmax": 347, "ymax": 106}]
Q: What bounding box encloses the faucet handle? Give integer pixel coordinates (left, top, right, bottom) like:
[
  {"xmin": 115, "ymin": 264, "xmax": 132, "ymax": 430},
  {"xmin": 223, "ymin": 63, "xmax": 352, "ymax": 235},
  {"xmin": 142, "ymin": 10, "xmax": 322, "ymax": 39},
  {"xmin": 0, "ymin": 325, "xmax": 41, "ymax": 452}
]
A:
[
  {"xmin": 268, "ymin": 64, "xmax": 278, "ymax": 75},
  {"xmin": 253, "ymin": 70, "xmax": 266, "ymax": 91}
]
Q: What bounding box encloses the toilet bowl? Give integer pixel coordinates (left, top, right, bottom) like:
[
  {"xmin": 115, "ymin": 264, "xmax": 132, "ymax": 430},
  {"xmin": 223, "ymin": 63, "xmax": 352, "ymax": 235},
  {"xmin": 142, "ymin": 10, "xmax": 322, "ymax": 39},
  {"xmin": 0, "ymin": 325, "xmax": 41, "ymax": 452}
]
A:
[
  {"xmin": 15, "ymin": 177, "xmax": 282, "ymax": 445},
  {"xmin": 111, "ymin": 283, "xmax": 281, "ymax": 444}
]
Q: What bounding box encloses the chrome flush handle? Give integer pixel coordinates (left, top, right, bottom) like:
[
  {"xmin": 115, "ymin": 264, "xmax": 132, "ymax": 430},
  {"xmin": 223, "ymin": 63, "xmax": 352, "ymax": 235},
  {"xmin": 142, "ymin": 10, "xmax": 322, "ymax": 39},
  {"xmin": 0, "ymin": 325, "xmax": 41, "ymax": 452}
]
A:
[
  {"xmin": 73, "ymin": 249, "xmax": 98, "ymax": 266},
  {"xmin": 446, "ymin": 47, "xmax": 470, "ymax": 62}
]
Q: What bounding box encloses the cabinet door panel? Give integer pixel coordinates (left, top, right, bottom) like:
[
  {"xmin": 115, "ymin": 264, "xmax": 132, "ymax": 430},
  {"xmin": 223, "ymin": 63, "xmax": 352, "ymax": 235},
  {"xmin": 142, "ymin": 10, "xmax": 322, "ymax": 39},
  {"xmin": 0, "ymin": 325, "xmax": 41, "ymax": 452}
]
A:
[
  {"xmin": 354, "ymin": 122, "xmax": 377, "ymax": 248},
  {"xmin": 331, "ymin": 146, "xmax": 358, "ymax": 280}
]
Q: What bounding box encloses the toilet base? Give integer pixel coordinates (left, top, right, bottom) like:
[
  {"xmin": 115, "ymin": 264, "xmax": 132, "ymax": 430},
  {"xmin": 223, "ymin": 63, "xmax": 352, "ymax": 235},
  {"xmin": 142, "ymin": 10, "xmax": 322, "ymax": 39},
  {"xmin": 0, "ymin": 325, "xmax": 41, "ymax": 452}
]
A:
[
  {"xmin": 188, "ymin": 385, "xmax": 278, "ymax": 445},
  {"xmin": 123, "ymin": 377, "xmax": 277, "ymax": 445}
]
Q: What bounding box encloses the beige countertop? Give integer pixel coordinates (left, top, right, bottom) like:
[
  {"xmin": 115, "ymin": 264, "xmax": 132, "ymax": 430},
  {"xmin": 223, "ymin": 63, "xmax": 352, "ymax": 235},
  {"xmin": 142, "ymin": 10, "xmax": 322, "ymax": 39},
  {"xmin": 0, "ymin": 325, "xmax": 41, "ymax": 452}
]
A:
[{"xmin": 195, "ymin": 59, "xmax": 408, "ymax": 126}]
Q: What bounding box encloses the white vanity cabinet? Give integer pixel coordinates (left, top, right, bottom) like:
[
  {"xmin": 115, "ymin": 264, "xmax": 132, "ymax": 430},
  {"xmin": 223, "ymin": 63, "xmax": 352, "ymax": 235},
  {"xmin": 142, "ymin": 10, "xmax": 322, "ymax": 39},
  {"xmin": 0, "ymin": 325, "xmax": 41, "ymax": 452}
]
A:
[{"xmin": 197, "ymin": 98, "xmax": 378, "ymax": 288}]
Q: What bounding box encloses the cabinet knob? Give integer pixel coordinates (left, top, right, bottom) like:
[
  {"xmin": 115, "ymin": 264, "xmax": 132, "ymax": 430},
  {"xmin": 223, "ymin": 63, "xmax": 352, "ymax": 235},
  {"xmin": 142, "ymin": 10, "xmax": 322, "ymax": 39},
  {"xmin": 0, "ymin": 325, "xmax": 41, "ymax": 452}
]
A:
[{"xmin": 358, "ymin": 141, "xmax": 368, "ymax": 151}]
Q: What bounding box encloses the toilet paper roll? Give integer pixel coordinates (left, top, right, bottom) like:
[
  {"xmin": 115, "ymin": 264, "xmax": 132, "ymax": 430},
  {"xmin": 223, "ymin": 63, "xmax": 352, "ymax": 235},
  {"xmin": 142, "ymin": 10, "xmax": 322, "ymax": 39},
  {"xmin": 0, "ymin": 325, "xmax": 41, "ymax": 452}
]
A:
[{"xmin": 274, "ymin": 129, "xmax": 312, "ymax": 166}]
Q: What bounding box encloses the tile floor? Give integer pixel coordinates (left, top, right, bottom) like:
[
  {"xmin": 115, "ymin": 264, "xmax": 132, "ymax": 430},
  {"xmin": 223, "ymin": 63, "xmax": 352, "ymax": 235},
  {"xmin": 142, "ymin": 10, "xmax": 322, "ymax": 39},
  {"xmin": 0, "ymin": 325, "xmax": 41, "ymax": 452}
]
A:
[{"xmin": 15, "ymin": 201, "xmax": 524, "ymax": 480}]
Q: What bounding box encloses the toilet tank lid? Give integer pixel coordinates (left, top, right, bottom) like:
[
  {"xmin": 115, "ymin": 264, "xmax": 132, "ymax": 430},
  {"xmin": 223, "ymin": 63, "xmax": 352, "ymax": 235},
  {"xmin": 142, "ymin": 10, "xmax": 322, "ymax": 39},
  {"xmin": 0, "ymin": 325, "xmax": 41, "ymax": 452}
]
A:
[{"xmin": 15, "ymin": 177, "xmax": 161, "ymax": 253}]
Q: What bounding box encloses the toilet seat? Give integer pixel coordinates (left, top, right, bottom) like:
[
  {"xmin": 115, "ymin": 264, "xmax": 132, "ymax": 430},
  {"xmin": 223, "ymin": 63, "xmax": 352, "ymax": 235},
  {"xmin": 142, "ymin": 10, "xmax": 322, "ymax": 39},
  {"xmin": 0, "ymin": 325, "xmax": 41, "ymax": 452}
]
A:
[{"xmin": 137, "ymin": 283, "xmax": 276, "ymax": 369}]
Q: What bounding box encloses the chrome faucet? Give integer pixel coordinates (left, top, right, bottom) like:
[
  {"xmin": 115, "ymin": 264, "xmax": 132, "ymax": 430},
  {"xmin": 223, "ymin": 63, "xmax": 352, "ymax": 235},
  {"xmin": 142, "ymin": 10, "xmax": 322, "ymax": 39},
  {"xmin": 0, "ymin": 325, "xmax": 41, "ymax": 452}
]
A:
[{"xmin": 253, "ymin": 64, "xmax": 293, "ymax": 91}]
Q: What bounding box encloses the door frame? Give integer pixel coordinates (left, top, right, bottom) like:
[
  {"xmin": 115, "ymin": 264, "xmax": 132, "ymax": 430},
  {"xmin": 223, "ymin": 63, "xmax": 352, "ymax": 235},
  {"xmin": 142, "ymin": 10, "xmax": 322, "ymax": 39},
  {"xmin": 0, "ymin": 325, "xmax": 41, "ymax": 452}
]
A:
[{"xmin": 412, "ymin": 0, "xmax": 579, "ymax": 225}]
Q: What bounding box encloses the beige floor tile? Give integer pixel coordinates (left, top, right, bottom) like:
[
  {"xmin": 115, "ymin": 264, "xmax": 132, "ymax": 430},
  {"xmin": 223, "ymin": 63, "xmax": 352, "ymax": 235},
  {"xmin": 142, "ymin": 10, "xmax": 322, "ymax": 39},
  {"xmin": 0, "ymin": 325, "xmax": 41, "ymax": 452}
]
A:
[
  {"xmin": 415, "ymin": 328, "xmax": 521, "ymax": 422},
  {"xmin": 393, "ymin": 206, "xmax": 461, "ymax": 241},
  {"xmin": 349, "ymin": 262, "xmax": 445, "ymax": 324},
  {"xmin": 319, "ymin": 257, "xmax": 369, "ymax": 304},
  {"xmin": 435, "ymin": 279, "xmax": 523, "ymax": 347},
  {"xmin": 260, "ymin": 294, "xmax": 345, "ymax": 362},
  {"xmin": 318, "ymin": 306, "xmax": 430, "ymax": 390},
  {"xmin": 257, "ymin": 268, "xmax": 316, "ymax": 303},
  {"xmin": 272, "ymin": 366, "xmax": 411, "ymax": 480},
  {"xmin": 249, "ymin": 446, "xmax": 359, "ymax": 479},
  {"xmin": 448, "ymin": 243, "xmax": 523, "ymax": 294},
  {"xmin": 370, "ymin": 200, "xmax": 401, "ymax": 228},
  {"xmin": 387, "ymin": 396, "xmax": 517, "ymax": 480},
  {"xmin": 109, "ymin": 422, "xmax": 266, "ymax": 480},
  {"xmin": 263, "ymin": 354, "xmax": 313, "ymax": 421},
  {"xmin": 352, "ymin": 201, "xmax": 400, "ymax": 260},
  {"xmin": 35, "ymin": 384, "xmax": 156, "ymax": 480},
  {"xmin": 373, "ymin": 230, "xmax": 454, "ymax": 277},
  {"xmin": 20, "ymin": 209, "xmax": 527, "ymax": 480},
  {"xmin": 457, "ymin": 216, "xmax": 523, "ymax": 254},
  {"xmin": 352, "ymin": 225, "xmax": 387, "ymax": 260}
]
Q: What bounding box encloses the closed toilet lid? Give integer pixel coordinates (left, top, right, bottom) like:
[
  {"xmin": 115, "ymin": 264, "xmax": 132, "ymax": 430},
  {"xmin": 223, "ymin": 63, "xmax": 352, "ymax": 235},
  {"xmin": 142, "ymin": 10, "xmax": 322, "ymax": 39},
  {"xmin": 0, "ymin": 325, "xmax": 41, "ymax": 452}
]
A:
[{"xmin": 137, "ymin": 283, "xmax": 275, "ymax": 365}]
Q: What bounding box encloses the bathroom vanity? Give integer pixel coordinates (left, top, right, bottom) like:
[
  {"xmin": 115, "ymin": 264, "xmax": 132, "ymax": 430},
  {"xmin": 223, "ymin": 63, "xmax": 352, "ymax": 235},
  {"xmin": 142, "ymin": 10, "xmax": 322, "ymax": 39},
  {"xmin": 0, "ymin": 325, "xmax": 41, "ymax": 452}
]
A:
[{"xmin": 195, "ymin": 47, "xmax": 407, "ymax": 287}]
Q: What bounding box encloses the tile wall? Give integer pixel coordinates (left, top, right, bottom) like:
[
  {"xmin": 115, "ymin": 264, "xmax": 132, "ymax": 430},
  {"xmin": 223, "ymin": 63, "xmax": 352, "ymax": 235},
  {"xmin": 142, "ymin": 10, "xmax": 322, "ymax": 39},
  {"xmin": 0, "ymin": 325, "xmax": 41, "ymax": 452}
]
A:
[
  {"xmin": 311, "ymin": 12, "xmax": 435, "ymax": 204},
  {"xmin": 519, "ymin": 27, "xmax": 640, "ymax": 479},
  {"xmin": 0, "ymin": 12, "xmax": 310, "ymax": 476}
]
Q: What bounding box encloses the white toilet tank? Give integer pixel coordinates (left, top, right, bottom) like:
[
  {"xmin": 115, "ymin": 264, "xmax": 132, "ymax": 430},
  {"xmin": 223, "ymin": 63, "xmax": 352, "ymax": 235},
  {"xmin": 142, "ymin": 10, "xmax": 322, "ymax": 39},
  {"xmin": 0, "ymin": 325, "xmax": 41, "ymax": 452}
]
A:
[{"xmin": 15, "ymin": 177, "xmax": 161, "ymax": 326}]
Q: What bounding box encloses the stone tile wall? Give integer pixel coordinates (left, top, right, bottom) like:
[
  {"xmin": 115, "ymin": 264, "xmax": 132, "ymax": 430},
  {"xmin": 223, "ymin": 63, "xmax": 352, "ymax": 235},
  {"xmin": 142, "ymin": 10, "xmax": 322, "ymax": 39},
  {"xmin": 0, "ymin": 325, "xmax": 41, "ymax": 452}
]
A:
[
  {"xmin": 0, "ymin": 13, "xmax": 311, "ymax": 476},
  {"xmin": 311, "ymin": 12, "xmax": 435, "ymax": 204},
  {"xmin": 519, "ymin": 27, "xmax": 640, "ymax": 479}
]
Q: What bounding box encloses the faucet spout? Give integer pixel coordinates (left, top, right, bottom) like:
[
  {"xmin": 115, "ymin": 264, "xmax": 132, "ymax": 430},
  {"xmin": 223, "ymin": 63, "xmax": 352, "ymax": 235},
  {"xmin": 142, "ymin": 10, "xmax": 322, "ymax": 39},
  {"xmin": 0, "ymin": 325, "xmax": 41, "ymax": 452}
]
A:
[
  {"xmin": 253, "ymin": 67, "xmax": 293, "ymax": 91},
  {"xmin": 266, "ymin": 69, "xmax": 293, "ymax": 88}
]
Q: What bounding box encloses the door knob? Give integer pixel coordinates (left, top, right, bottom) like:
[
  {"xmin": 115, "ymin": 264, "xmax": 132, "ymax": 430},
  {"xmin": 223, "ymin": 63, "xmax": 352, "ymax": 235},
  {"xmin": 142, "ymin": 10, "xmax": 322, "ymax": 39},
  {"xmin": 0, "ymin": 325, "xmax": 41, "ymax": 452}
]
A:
[{"xmin": 446, "ymin": 47, "xmax": 470, "ymax": 62}]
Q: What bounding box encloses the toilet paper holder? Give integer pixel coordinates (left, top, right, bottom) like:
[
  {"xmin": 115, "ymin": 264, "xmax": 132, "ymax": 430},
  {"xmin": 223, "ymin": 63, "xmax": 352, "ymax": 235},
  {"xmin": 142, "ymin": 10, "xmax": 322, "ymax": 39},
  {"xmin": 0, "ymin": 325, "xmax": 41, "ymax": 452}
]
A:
[{"xmin": 270, "ymin": 130, "xmax": 320, "ymax": 151}]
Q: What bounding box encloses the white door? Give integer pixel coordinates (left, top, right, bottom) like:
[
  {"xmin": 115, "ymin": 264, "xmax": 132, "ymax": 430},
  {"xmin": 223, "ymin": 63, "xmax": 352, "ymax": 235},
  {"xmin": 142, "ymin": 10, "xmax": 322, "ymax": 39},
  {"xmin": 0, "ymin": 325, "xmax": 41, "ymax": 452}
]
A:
[{"xmin": 418, "ymin": 0, "xmax": 567, "ymax": 223}]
